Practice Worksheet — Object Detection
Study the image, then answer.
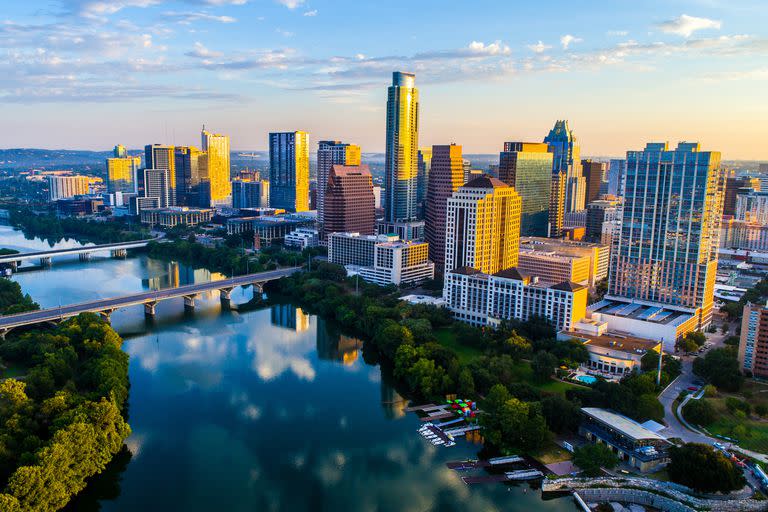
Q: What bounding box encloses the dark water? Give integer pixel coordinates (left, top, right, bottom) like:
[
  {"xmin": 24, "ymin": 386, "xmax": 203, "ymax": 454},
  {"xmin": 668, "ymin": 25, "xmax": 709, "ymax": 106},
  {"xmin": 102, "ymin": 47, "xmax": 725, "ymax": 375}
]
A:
[{"xmin": 1, "ymin": 225, "xmax": 577, "ymax": 512}]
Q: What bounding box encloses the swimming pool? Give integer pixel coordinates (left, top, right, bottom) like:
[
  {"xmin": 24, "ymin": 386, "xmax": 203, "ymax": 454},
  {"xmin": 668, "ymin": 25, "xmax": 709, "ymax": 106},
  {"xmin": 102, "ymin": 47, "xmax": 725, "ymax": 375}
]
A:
[{"xmin": 576, "ymin": 375, "xmax": 598, "ymax": 385}]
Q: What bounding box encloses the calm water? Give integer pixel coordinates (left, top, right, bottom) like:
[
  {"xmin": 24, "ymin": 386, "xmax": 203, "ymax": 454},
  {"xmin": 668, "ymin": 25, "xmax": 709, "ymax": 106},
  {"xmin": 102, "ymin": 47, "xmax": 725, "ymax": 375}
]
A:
[{"xmin": 1, "ymin": 225, "xmax": 577, "ymax": 512}]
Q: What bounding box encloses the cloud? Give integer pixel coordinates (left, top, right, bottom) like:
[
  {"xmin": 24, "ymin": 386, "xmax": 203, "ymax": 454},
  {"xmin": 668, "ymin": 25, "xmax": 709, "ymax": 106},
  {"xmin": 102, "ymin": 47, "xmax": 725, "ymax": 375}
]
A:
[
  {"xmin": 164, "ymin": 11, "xmax": 237, "ymax": 24},
  {"xmin": 527, "ymin": 40, "xmax": 552, "ymax": 53},
  {"xmin": 185, "ymin": 42, "xmax": 223, "ymax": 58},
  {"xmin": 468, "ymin": 40, "xmax": 511, "ymax": 56},
  {"xmin": 560, "ymin": 34, "xmax": 582, "ymax": 49},
  {"xmin": 303, "ymin": 9, "xmax": 317, "ymax": 16},
  {"xmin": 276, "ymin": 28, "xmax": 294, "ymax": 37},
  {"xmin": 607, "ymin": 30, "xmax": 629, "ymax": 37},
  {"xmin": 656, "ymin": 14, "xmax": 722, "ymax": 38},
  {"xmin": 277, "ymin": 0, "xmax": 304, "ymax": 8}
]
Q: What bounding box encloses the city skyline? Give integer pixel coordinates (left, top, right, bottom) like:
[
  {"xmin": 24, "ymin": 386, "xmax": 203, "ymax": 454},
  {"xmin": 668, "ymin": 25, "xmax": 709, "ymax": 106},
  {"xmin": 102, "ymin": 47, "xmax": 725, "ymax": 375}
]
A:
[{"xmin": 1, "ymin": 1, "xmax": 767, "ymax": 159}]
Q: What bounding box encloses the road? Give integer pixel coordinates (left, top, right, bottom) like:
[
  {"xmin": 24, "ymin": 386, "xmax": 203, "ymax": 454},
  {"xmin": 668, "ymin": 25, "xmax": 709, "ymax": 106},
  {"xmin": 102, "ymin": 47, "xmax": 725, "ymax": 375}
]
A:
[
  {"xmin": 0, "ymin": 268, "xmax": 300, "ymax": 331},
  {"xmin": 0, "ymin": 239, "xmax": 155, "ymax": 264}
]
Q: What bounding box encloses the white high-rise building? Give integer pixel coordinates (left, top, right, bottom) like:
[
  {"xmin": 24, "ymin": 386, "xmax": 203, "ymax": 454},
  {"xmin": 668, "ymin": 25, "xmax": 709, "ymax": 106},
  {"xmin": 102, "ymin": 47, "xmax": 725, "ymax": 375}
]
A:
[{"xmin": 48, "ymin": 175, "xmax": 90, "ymax": 201}]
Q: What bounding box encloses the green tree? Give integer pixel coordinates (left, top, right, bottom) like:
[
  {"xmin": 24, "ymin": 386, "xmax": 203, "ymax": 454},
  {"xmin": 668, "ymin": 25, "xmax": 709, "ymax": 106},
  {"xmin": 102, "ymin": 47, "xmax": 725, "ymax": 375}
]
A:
[
  {"xmin": 531, "ymin": 351, "xmax": 558, "ymax": 383},
  {"xmin": 693, "ymin": 348, "xmax": 744, "ymax": 392},
  {"xmin": 635, "ymin": 394, "xmax": 664, "ymax": 422},
  {"xmin": 668, "ymin": 443, "xmax": 745, "ymax": 493},
  {"xmin": 503, "ymin": 332, "xmax": 532, "ymax": 361},
  {"xmin": 683, "ymin": 399, "xmax": 718, "ymax": 426},
  {"xmin": 457, "ymin": 368, "xmax": 475, "ymax": 397},
  {"xmin": 573, "ymin": 443, "xmax": 618, "ymax": 476},
  {"xmin": 541, "ymin": 394, "xmax": 581, "ymax": 434}
]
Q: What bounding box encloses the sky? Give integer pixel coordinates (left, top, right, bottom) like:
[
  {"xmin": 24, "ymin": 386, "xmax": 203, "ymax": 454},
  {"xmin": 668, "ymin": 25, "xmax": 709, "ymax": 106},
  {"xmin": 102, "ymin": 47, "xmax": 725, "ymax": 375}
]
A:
[{"xmin": 1, "ymin": 0, "xmax": 767, "ymax": 159}]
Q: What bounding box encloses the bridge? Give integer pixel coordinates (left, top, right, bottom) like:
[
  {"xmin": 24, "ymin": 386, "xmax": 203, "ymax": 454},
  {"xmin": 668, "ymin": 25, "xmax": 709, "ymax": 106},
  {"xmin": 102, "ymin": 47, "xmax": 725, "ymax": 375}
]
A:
[
  {"xmin": 0, "ymin": 239, "xmax": 155, "ymax": 270},
  {"xmin": 0, "ymin": 267, "xmax": 301, "ymax": 337}
]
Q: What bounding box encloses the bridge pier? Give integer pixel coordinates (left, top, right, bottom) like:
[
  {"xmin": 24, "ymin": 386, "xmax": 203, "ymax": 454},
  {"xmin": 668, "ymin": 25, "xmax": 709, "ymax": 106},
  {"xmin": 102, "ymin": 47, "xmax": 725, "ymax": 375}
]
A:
[
  {"xmin": 144, "ymin": 301, "xmax": 157, "ymax": 317},
  {"xmin": 8, "ymin": 261, "xmax": 18, "ymax": 272},
  {"xmin": 0, "ymin": 327, "xmax": 11, "ymax": 340},
  {"xmin": 183, "ymin": 294, "xmax": 199, "ymax": 311},
  {"xmin": 219, "ymin": 287, "xmax": 234, "ymax": 310},
  {"xmin": 79, "ymin": 253, "xmax": 91, "ymax": 262},
  {"xmin": 39, "ymin": 257, "xmax": 52, "ymax": 267},
  {"xmin": 252, "ymin": 282, "xmax": 265, "ymax": 301},
  {"xmin": 98, "ymin": 309, "xmax": 116, "ymax": 323},
  {"xmin": 111, "ymin": 249, "xmax": 127, "ymax": 258}
]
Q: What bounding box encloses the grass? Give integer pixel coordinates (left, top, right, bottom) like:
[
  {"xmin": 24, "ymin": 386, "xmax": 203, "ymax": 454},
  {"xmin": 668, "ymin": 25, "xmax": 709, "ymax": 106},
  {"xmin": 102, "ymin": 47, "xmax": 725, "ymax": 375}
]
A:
[
  {"xmin": 536, "ymin": 379, "xmax": 581, "ymax": 396},
  {"xmin": 698, "ymin": 397, "xmax": 768, "ymax": 454},
  {"xmin": 434, "ymin": 327, "xmax": 483, "ymax": 364},
  {"xmin": 532, "ymin": 441, "xmax": 572, "ymax": 465}
]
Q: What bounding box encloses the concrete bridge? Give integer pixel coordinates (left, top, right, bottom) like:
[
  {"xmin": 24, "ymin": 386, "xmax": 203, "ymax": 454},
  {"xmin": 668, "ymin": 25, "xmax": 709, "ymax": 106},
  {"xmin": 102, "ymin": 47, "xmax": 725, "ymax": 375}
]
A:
[
  {"xmin": 0, "ymin": 267, "xmax": 301, "ymax": 337},
  {"xmin": 0, "ymin": 239, "xmax": 155, "ymax": 270}
]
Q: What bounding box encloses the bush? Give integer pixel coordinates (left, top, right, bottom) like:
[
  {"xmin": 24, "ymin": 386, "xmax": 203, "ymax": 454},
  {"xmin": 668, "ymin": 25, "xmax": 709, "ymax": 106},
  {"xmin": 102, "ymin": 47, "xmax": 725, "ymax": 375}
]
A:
[
  {"xmin": 693, "ymin": 348, "xmax": 744, "ymax": 392},
  {"xmin": 683, "ymin": 399, "xmax": 718, "ymax": 426},
  {"xmin": 725, "ymin": 396, "xmax": 751, "ymax": 416},
  {"xmin": 668, "ymin": 443, "xmax": 745, "ymax": 493},
  {"xmin": 573, "ymin": 443, "xmax": 618, "ymax": 476}
]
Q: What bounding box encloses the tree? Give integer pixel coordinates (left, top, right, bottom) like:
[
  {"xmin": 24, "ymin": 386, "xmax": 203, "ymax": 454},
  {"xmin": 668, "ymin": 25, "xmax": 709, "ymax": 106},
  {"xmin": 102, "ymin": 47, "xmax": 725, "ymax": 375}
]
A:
[
  {"xmin": 668, "ymin": 443, "xmax": 745, "ymax": 493},
  {"xmin": 503, "ymin": 332, "xmax": 532, "ymax": 361},
  {"xmin": 457, "ymin": 368, "xmax": 475, "ymax": 397},
  {"xmin": 531, "ymin": 351, "xmax": 558, "ymax": 383},
  {"xmin": 481, "ymin": 386, "xmax": 549, "ymax": 454},
  {"xmin": 541, "ymin": 394, "xmax": 581, "ymax": 434},
  {"xmin": 635, "ymin": 394, "xmax": 664, "ymax": 422},
  {"xmin": 693, "ymin": 348, "xmax": 744, "ymax": 392},
  {"xmin": 683, "ymin": 399, "xmax": 717, "ymax": 426},
  {"xmin": 573, "ymin": 443, "xmax": 618, "ymax": 477}
]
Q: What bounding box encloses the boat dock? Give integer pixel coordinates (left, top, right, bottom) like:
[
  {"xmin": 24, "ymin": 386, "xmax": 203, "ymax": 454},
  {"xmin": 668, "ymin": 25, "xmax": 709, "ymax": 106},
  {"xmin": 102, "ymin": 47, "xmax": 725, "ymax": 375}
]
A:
[
  {"xmin": 446, "ymin": 455, "xmax": 524, "ymax": 470},
  {"xmin": 461, "ymin": 469, "xmax": 543, "ymax": 485},
  {"xmin": 418, "ymin": 424, "xmax": 456, "ymax": 447},
  {"xmin": 505, "ymin": 469, "xmax": 544, "ymax": 480},
  {"xmin": 419, "ymin": 411, "xmax": 454, "ymax": 421},
  {"xmin": 443, "ymin": 425, "xmax": 482, "ymax": 436}
]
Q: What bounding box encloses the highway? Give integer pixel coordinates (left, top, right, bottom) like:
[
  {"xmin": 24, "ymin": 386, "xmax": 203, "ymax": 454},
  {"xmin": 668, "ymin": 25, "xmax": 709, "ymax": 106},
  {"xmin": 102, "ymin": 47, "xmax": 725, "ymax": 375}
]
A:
[
  {"xmin": 0, "ymin": 239, "xmax": 155, "ymax": 264},
  {"xmin": 0, "ymin": 267, "xmax": 300, "ymax": 333}
]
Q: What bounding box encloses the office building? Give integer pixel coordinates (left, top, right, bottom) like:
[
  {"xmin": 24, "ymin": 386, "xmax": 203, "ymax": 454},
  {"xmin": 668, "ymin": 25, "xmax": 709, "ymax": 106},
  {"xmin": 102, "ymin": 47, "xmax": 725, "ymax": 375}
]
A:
[
  {"xmin": 443, "ymin": 266, "xmax": 587, "ymax": 331},
  {"xmin": 549, "ymin": 170, "xmax": 567, "ymax": 238},
  {"xmin": 113, "ymin": 144, "xmax": 127, "ymax": 158},
  {"xmin": 720, "ymin": 217, "xmax": 768, "ymax": 251},
  {"xmin": 174, "ymin": 146, "xmax": 207, "ymax": 206},
  {"xmin": 417, "ymin": 147, "xmax": 432, "ymax": 216},
  {"xmin": 589, "ymin": 142, "xmax": 724, "ymax": 349},
  {"xmin": 498, "ymin": 142, "xmax": 553, "ymax": 237},
  {"xmin": 606, "ymin": 159, "xmax": 626, "ymax": 197},
  {"xmin": 544, "ymin": 120, "xmax": 584, "ymax": 212},
  {"xmin": 232, "ymin": 178, "xmax": 269, "ymax": 209},
  {"xmin": 739, "ymin": 303, "xmax": 768, "ymax": 379},
  {"xmin": 735, "ymin": 190, "xmax": 768, "ymax": 223},
  {"xmin": 323, "ymin": 165, "xmax": 375, "ymax": 237},
  {"xmin": 56, "ymin": 195, "xmax": 103, "ymax": 216},
  {"xmin": 384, "ymin": 71, "xmax": 419, "ymax": 222},
  {"xmin": 328, "ymin": 232, "xmax": 434, "ymax": 286},
  {"xmin": 139, "ymin": 207, "xmax": 214, "ymax": 228},
  {"xmin": 376, "ymin": 220, "xmax": 425, "ymax": 241},
  {"xmin": 586, "ymin": 198, "xmax": 621, "ymax": 243},
  {"xmin": 269, "ymin": 131, "xmax": 310, "ymax": 212},
  {"xmin": 48, "ymin": 175, "xmax": 90, "ymax": 201},
  {"xmin": 579, "ymin": 408, "xmax": 670, "ymax": 473},
  {"xmin": 201, "ymin": 127, "xmax": 231, "ymax": 207},
  {"xmin": 723, "ymin": 174, "xmax": 759, "ymax": 216},
  {"xmin": 317, "ymin": 141, "xmax": 361, "ymax": 224},
  {"xmin": 284, "ymin": 228, "xmax": 320, "ymax": 249},
  {"xmin": 105, "ymin": 155, "xmax": 140, "ymax": 195},
  {"xmin": 581, "ymin": 159, "xmax": 606, "ymax": 205},
  {"xmin": 518, "ymin": 236, "xmax": 610, "ymax": 287},
  {"xmin": 425, "ymin": 144, "xmax": 464, "ymax": 272},
  {"xmin": 143, "ymin": 168, "xmax": 172, "ymax": 208},
  {"xmin": 144, "ymin": 144, "xmax": 176, "ymax": 204},
  {"xmin": 226, "ymin": 212, "xmax": 315, "ymax": 243},
  {"xmin": 444, "ymin": 175, "xmax": 522, "ymax": 275},
  {"xmin": 130, "ymin": 195, "xmax": 160, "ymax": 214}
]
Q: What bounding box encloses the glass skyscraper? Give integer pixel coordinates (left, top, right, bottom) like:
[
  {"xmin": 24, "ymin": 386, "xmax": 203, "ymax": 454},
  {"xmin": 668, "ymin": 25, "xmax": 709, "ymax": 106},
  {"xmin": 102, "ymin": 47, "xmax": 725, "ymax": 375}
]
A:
[
  {"xmin": 317, "ymin": 140, "xmax": 361, "ymax": 224},
  {"xmin": 269, "ymin": 131, "xmax": 310, "ymax": 212},
  {"xmin": 498, "ymin": 142, "xmax": 553, "ymax": 237},
  {"xmin": 384, "ymin": 72, "xmax": 419, "ymax": 222},
  {"xmin": 544, "ymin": 120, "xmax": 584, "ymax": 213},
  {"xmin": 201, "ymin": 127, "xmax": 232, "ymax": 207},
  {"xmin": 608, "ymin": 142, "xmax": 724, "ymax": 327}
]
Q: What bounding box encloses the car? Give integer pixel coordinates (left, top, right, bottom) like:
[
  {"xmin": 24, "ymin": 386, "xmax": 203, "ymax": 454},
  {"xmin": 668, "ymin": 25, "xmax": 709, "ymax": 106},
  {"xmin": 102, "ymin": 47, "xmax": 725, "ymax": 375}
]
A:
[{"xmin": 687, "ymin": 386, "xmax": 698, "ymax": 391}]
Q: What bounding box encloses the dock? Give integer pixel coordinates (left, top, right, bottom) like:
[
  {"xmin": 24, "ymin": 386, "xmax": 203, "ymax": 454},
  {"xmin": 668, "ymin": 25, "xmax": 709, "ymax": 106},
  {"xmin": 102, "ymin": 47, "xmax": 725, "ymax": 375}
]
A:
[
  {"xmin": 505, "ymin": 469, "xmax": 544, "ymax": 480},
  {"xmin": 446, "ymin": 455, "xmax": 524, "ymax": 471},
  {"xmin": 489, "ymin": 455, "xmax": 525, "ymax": 465},
  {"xmin": 461, "ymin": 474, "xmax": 509, "ymax": 484},
  {"xmin": 443, "ymin": 425, "xmax": 482, "ymax": 436},
  {"xmin": 419, "ymin": 411, "xmax": 455, "ymax": 421},
  {"xmin": 404, "ymin": 403, "xmax": 438, "ymax": 413},
  {"xmin": 418, "ymin": 424, "xmax": 456, "ymax": 447}
]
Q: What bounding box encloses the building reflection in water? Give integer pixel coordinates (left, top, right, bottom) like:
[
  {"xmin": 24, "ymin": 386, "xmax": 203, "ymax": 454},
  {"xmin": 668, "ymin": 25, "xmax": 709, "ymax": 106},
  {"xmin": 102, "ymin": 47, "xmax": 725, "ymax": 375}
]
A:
[
  {"xmin": 142, "ymin": 259, "xmax": 224, "ymax": 299},
  {"xmin": 380, "ymin": 378, "xmax": 408, "ymax": 420},
  {"xmin": 270, "ymin": 303, "xmax": 311, "ymax": 332},
  {"xmin": 316, "ymin": 317, "xmax": 363, "ymax": 365}
]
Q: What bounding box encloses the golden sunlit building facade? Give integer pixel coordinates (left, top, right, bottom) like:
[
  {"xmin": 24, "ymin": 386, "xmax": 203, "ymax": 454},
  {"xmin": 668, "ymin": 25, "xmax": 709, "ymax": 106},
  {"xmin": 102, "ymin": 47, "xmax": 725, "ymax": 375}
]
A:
[
  {"xmin": 385, "ymin": 71, "xmax": 419, "ymax": 222},
  {"xmin": 269, "ymin": 131, "xmax": 310, "ymax": 212},
  {"xmin": 106, "ymin": 155, "xmax": 140, "ymax": 194},
  {"xmin": 201, "ymin": 128, "xmax": 231, "ymax": 206}
]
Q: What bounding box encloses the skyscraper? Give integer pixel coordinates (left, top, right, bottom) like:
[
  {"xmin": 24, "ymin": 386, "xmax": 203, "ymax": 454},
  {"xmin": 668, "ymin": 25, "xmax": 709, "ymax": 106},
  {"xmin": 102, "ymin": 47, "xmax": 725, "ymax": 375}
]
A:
[
  {"xmin": 498, "ymin": 142, "xmax": 553, "ymax": 237},
  {"xmin": 549, "ymin": 170, "xmax": 567, "ymax": 238},
  {"xmin": 605, "ymin": 142, "xmax": 724, "ymax": 333},
  {"xmin": 106, "ymin": 154, "xmax": 140, "ymax": 194},
  {"xmin": 113, "ymin": 144, "xmax": 127, "ymax": 158},
  {"xmin": 144, "ymin": 144, "xmax": 176, "ymax": 204},
  {"xmin": 606, "ymin": 159, "xmax": 627, "ymax": 197},
  {"xmin": 174, "ymin": 146, "xmax": 207, "ymax": 206},
  {"xmin": 417, "ymin": 147, "xmax": 432, "ymax": 216},
  {"xmin": 269, "ymin": 131, "xmax": 310, "ymax": 212},
  {"xmin": 48, "ymin": 175, "xmax": 90, "ymax": 201},
  {"xmin": 581, "ymin": 159, "xmax": 606, "ymax": 205},
  {"xmin": 444, "ymin": 175, "xmax": 521, "ymax": 275},
  {"xmin": 317, "ymin": 141, "xmax": 361, "ymax": 223},
  {"xmin": 323, "ymin": 164, "xmax": 375, "ymax": 237},
  {"xmin": 143, "ymin": 168, "xmax": 171, "ymax": 207},
  {"xmin": 232, "ymin": 178, "xmax": 269, "ymax": 209},
  {"xmin": 384, "ymin": 71, "xmax": 419, "ymax": 222},
  {"xmin": 544, "ymin": 120, "xmax": 584, "ymax": 212},
  {"xmin": 201, "ymin": 127, "xmax": 231, "ymax": 207},
  {"xmin": 425, "ymin": 144, "xmax": 464, "ymax": 272}
]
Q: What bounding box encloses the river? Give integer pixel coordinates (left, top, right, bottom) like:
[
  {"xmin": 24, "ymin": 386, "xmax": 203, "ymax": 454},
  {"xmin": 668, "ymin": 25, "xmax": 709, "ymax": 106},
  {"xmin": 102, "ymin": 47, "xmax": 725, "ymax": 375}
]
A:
[{"xmin": 1, "ymin": 225, "xmax": 578, "ymax": 512}]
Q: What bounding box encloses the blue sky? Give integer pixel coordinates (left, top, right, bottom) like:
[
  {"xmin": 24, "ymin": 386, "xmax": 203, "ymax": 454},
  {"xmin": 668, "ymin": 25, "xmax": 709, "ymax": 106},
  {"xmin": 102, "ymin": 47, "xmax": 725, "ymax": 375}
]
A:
[{"xmin": 1, "ymin": 0, "xmax": 767, "ymax": 159}]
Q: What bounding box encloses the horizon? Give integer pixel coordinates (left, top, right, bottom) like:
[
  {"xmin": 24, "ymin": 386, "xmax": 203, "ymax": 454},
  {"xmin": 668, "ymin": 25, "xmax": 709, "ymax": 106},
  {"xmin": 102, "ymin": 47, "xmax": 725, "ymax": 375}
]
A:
[{"xmin": 2, "ymin": 1, "xmax": 768, "ymax": 159}]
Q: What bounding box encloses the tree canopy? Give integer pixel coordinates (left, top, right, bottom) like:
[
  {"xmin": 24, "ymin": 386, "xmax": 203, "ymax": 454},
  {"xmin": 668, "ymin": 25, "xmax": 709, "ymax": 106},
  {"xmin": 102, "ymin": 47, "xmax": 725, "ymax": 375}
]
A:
[{"xmin": 667, "ymin": 443, "xmax": 745, "ymax": 493}]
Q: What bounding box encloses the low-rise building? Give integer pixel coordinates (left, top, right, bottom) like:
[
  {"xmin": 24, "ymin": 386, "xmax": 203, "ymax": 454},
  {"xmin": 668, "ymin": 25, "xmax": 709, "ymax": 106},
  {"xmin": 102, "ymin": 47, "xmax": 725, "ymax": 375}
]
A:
[
  {"xmin": 284, "ymin": 228, "xmax": 320, "ymax": 249},
  {"xmin": 720, "ymin": 216, "xmax": 768, "ymax": 252},
  {"xmin": 56, "ymin": 195, "xmax": 104, "ymax": 216},
  {"xmin": 559, "ymin": 320, "xmax": 662, "ymax": 377},
  {"xmin": 226, "ymin": 212, "xmax": 315, "ymax": 244},
  {"xmin": 443, "ymin": 266, "xmax": 587, "ymax": 331},
  {"xmin": 518, "ymin": 237, "xmax": 610, "ymax": 287},
  {"xmin": 139, "ymin": 207, "xmax": 214, "ymax": 227},
  {"xmin": 579, "ymin": 407, "xmax": 670, "ymax": 473}
]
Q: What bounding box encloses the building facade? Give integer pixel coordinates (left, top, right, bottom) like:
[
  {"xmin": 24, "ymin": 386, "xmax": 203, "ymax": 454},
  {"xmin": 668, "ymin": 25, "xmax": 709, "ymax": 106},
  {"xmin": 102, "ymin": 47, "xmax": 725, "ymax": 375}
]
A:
[
  {"xmin": 139, "ymin": 207, "xmax": 214, "ymax": 227},
  {"xmin": 735, "ymin": 190, "xmax": 768, "ymax": 224},
  {"xmin": 739, "ymin": 303, "xmax": 768, "ymax": 379},
  {"xmin": 498, "ymin": 142, "xmax": 553, "ymax": 237},
  {"xmin": 201, "ymin": 128, "xmax": 231, "ymax": 207},
  {"xmin": 144, "ymin": 144, "xmax": 176, "ymax": 204},
  {"xmin": 545, "ymin": 120, "xmax": 584, "ymax": 213},
  {"xmin": 606, "ymin": 159, "xmax": 626, "ymax": 197},
  {"xmin": 143, "ymin": 168, "xmax": 171, "ymax": 208},
  {"xmin": 384, "ymin": 72, "xmax": 419, "ymax": 223},
  {"xmin": 581, "ymin": 159, "xmax": 606, "ymax": 206},
  {"xmin": 174, "ymin": 146, "xmax": 207, "ymax": 206},
  {"xmin": 416, "ymin": 147, "xmax": 432, "ymax": 217},
  {"xmin": 284, "ymin": 228, "xmax": 320, "ymax": 249},
  {"xmin": 317, "ymin": 141, "xmax": 361, "ymax": 224},
  {"xmin": 323, "ymin": 165, "xmax": 375, "ymax": 237},
  {"xmin": 48, "ymin": 175, "xmax": 91, "ymax": 201},
  {"xmin": 444, "ymin": 175, "xmax": 521, "ymax": 275},
  {"xmin": 425, "ymin": 144, "xmax": 464, "ymax": 273},
  {"xmin": 586, "ymin": 198, "xmax": 621, "ymax": 243},
  {"xmin": 232, "ymin": 179, "xmax": 270, "ymax": 209},
  {"xmin": 106, "ymin": 155, "xmax": 140, "ymax": 194},
  {"xmin": 443, "ymin": 266, "xmax": 587, "ymax": 331},
  {"xmin": 269, "ymin": 131, "xmax": 310, "ymax": 212}
]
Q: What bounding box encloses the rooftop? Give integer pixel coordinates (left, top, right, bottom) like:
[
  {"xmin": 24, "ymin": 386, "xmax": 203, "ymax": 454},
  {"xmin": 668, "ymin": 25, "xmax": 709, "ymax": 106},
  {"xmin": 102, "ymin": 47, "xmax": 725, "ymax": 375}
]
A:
[
  {"xmin": 571, "ymin": 330, "xmax": 661, "ymax": 355},
  {"xmin": 588, "ymin": 298, "xmax": 694, "ymax": 327},
  {"xmin": 462, "ymin": 174, "xmax": 508, "ymax": 189},
  {"xmin": 581, "ymin": 407, "xmax": 666, "ymax": 442}
]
